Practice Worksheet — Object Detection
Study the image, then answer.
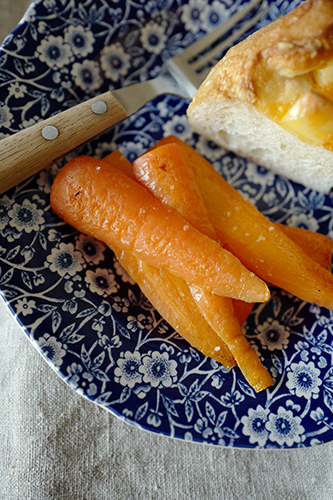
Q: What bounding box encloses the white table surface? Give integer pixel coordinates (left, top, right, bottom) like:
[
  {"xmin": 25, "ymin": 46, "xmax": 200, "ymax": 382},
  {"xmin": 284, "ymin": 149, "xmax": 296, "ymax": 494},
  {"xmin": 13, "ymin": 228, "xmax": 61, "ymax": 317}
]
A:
[{"xmin": 1, "ymin": 2, "xmax": 333, "ymax": 499}]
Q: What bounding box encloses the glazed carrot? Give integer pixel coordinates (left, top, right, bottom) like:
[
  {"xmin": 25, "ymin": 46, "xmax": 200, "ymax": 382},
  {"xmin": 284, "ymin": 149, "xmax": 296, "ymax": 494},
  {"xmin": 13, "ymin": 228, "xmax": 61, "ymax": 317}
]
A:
[
  {"xmin": 131, "ymin": 143, "xmax": 216, "ymax": 239},
  {"xmin": 104, "ymin": 150, "xmax": 333, "ymax": 271},
  {"xmin": 104, "ymin": 148, "xmax": 332, "ymax": 327},
  {"xmin": 190, "ymin": 285, "xmax": 273, "ymax": 392},
  {"xmin": 232, "ymin": 226, "xmax": 332, "ymax": 324},
  {"xmin": 102, "ymin": 150, "xmax": 235, "ymax": 367},
  {"xmin": 50, "ymin": 155, "xmax": 270, "ymax": 303},
  {"xmin": 154, "ymin": 136, "xmax": 333, "ymax": 310},
  {"xmin": 129, "ymin": 144, "xmax": 251, "ymax": 324},
  {"xmin": 113, "ymin": 247, "xmax": 236, "ymax": 367},
  {"xmin": 232, "ymin": 300, "xmax": 255, "ymax": 326},
  {"xmin": 209, "ymin": 224, "xmax": 332, "ymax": 325},
  {"xmin": 133, "ymin": 143, "xmax": 273, "ymax": 391},
  {"xmin": 277, "ymin": 223, "xmax": 333, "ymax": 271},
  {"xmin": 103, "ymin": 149, "xmax": 136, "ymax": 179}
]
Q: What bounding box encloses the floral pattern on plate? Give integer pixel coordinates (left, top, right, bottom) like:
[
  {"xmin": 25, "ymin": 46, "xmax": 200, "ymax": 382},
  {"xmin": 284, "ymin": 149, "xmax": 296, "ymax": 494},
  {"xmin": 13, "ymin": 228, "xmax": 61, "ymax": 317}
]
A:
[{"xmin": 1, "ymin": 0, "xmax": 333, "ymax": 449}]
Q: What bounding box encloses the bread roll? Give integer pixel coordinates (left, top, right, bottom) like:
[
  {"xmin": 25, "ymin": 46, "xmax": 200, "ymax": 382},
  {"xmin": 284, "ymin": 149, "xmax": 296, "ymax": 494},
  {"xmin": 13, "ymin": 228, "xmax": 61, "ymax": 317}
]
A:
[{"xmin": 187, "ymin": 0, "xmax": 333, "ymax": 193}]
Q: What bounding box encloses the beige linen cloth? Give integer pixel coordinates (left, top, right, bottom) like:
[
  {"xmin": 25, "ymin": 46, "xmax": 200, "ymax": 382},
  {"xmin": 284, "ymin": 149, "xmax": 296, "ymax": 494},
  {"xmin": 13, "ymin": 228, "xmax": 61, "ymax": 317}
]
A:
[
  {"xmin": 2, "ymin": 298, "xmax": 333, "ymax": 500},
  {"xmin": 1, "ymin": 2, "xmax": 333, "ymax": 499}
]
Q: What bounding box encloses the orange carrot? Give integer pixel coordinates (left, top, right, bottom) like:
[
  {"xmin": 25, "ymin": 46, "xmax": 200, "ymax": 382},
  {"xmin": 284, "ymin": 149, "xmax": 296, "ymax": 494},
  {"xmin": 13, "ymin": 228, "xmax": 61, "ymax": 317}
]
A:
[
  {"xmin": 277, "ymin": 223, "xmax": 333, "ymax": 271},
  {"xmin": 130, "ymin": 143, "xmax": 251, "ymax": 322},
  {"xmin": 232, "ymin": 226, "xmax": 332, "ymax": 324},
  {"xmin": 104, "ymin": 148, "xmax": 332, "ymax": 327},
  {"xmin": 103, "ymin": 150, "xmax": 235, "ymax": 367},
  {"xmin": 154, "ymin": 136, "xmax": 333, "ymax": 311},
  {"xmin": 103, "ymin": 150, "xmax": 333, "ymax": 274},
  {"xmin": 132, "ymin": 143, "xmax": 216, "ymax": 239},
  {"xmin": 133, "ymin": 142, "xmax": 273, "ymax": 392},
  {"xmin": 114, "ymin": 247, "xmax": 236, "ymax": 367},
  {"xmin": 232, "ymin": 300, "xmax": 255, "ymax": 326},
  {"xmin": 50, "ymin": 155, "xmax": 270, "ymax": 303},
  {"xmin": 190, "ymin": 285, "xmax": 273, "ymax": 392},
  {"xmin": 103, "ymin": 149, "xmax": 136, "ymax": 179}
]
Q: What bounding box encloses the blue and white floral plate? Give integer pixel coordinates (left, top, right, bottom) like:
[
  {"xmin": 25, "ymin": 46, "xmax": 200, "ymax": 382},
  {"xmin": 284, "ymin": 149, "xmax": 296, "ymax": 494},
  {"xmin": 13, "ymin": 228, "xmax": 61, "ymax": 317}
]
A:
[{"xmin": 1, "ymin": 0, "xmax": 333, "ymax": 449}]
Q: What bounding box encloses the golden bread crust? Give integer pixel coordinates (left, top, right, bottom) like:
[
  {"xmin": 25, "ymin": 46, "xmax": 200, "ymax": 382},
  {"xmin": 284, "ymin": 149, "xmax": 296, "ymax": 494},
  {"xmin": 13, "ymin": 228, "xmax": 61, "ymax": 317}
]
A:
[{"xmin": 190, "ymin": 0, "xmax": 333, "ymax": 107}]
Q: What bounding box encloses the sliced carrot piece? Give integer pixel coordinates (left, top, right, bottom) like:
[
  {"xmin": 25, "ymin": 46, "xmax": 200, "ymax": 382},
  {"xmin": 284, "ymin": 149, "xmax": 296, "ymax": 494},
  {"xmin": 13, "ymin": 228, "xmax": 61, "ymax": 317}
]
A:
[
  {"xmin": 50, "ymin": 155, "xmax": 270, "ymax": 303},
  {"xmin": 154, "ymin": 136, "xmax": 333, "ymax": 311},
  {"xmin": 133, "ymin": 142, "xmax": 273, "ymax": 392}
]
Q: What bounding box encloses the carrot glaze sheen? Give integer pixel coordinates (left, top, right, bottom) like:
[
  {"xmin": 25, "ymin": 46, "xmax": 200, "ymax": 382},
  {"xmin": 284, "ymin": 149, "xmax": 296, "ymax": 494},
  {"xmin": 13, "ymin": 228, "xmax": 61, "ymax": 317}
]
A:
[
  {"xmin": 50, "ymin": 155, "xmax": 270, "ymax": 303},
  {"xmin": 155, "ymin": 136, "xmax": 333, "ymax": 311},
  {"xmin": 102, "ymin": 149, "xmax": 236, "ymax": 368},
  {"xmin": 133, "ymin": 142, "xmax": 273, "ymax": 392}
]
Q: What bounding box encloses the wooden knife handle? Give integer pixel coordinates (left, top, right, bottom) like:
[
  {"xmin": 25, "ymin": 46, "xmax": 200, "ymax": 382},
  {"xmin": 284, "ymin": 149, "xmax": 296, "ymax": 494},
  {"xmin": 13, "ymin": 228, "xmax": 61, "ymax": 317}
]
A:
[{"xmin": 0, "ymin": 91, "xmax": 128, "ymax": 195}]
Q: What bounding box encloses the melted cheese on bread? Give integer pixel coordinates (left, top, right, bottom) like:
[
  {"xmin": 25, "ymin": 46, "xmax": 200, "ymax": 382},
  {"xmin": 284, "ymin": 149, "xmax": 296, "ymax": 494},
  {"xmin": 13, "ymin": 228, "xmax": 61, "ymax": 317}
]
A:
[{"xmin": 187, "ymin": 0, "xmax": 333, "ymax": 192}]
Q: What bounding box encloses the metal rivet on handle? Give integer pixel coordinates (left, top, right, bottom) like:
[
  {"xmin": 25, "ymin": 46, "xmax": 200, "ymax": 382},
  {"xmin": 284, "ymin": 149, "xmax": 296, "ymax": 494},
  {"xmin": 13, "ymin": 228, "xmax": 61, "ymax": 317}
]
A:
[
  {"xmin": 91, "ymin": 101, "xmax": 108, "ymax": 115},
  {"xmin": 42, "ymin": 125, "xmax": 59, "ymax": 141}
]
